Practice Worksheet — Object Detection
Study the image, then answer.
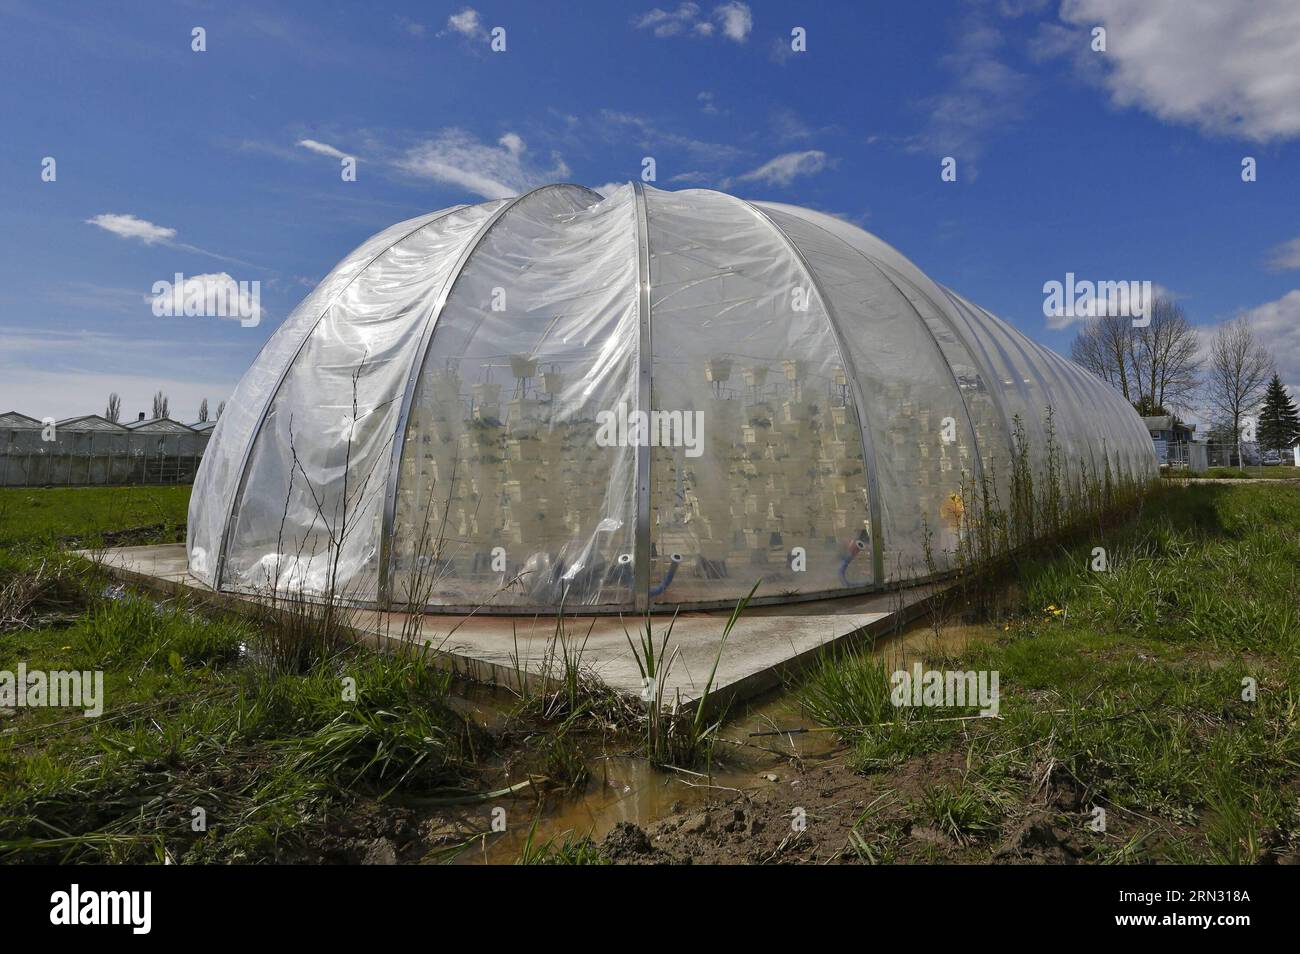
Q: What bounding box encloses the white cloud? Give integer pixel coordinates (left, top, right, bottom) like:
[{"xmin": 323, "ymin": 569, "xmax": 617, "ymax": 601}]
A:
[
  {"xmin": 85, "ymin": 213, "xmax": 263, "ymax": 270},
  {"xmin": 597, "ymin": 110, "xmax": 747, "ymax": 169},
  {"xmin": 497, "ymin": 132, "xmax": 525, "ymax": 158},
  {"xmin": 1186, "ymin": 291, "xmax": 1300, "ymax": 419},
  {"xmin": 1265, "ymin": 237, "xmax": 1300, "ymax": 272},
  {"xmin": 590, "ymin": 182, "xmax": 627, "ymax": 198},
  {"xmin": 634, "ymin": 3, "xmax": 702, "ymax": 38},
  {"xmin": 714, "ymin": 2, "xmax": 751, "ymax": 42},
  {"xmin": 771, "ymin": 107, "xmax": 813, "ymax": 141},
  {"xmin": 297, "ymin": 138, "xmax": 350, "ymax": 160},
  {"xmin": 1233, "ymin": 290, "xmax": 1300, "ymax": 388},
  {"xmin": 397, "ymin": 16, "xmax": 427, "ymax": 37},
  {"xmin": 1054, "ymin": 0, "xmax": 1300, "ymax": 141},
  {"xmin": 633, "ymin": 3, "xmax": 750, "ymax": 42},
  {"xmin": 0, "ymin": 365, "xmax": 235, "ymax": 425},
  {"xmin": 397, "ymin": 129, "xmax": 567, "ymax": 200},
  {"xmin": 85, "ymin": 213, "xmax": 176, "ymax": 245},
  {"xmin": 998, "ymin": 0, "xmax": 1049, "ymax": 15},
  {"xmin": 444, "ymin": 7, "xmax": 487, "ymax": 40},
  {"xmin": 769, "ymin": 35, "xmax": 795, "ymax": 65},
  {"xmin": 735, "ymin": 149, "xmax": 827, "ymax": 187},
  {"xmin": 911, "ymin": 21, "xmax": 1029, "ymax": 170}
]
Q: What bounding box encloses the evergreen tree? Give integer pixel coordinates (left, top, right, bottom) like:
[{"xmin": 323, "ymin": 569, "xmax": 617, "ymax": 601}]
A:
[{"xmin": 1258, "ymin": 373, "xmax": 1300, "ymax": 456}]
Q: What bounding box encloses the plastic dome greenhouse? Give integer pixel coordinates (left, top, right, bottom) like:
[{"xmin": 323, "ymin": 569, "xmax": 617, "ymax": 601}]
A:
[{"xmin": 188, "ymin": 183, "xmax": 1156, "ymax": 613}]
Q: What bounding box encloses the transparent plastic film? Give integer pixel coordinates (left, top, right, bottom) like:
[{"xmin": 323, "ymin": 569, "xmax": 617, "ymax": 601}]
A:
[
  {"xmin": 188, "ymin": 206, "xmax": 460, "ymax": 585},
  {"xmin": 389, "ymin": 185, "xmax": 637, "ymax": 609},
  {"xmin": 760, "ymin": 205, "xmax": 979, "ymax": 580},
  {"xmin": 220, "ymin": 203, "xmax": 502, "ymax": 598},
  {"xmin": 641, "ymin": 186, "xmax": 874, "ymax": 606}
]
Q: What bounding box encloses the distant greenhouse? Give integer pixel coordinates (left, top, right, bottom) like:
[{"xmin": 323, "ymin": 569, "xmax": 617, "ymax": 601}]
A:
[
  {"xmin": 188, "ymin": 183, "xmax": 1155, "ymax": 612},
  {"xmin": 0, "ymin": 411, "xmax": 210, "ymax": 486}
]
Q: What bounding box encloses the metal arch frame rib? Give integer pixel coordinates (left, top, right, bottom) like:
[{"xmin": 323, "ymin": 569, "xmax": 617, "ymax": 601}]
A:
[
  {"xmin": 751, "ymin": 203, "xmax": 1022, "ymax": 478},
  {"xmin": 631, "ymin": 181, "xmax": 654, "ymax": 612},
  {"xmin": 754, "ymin": 207, "xmax": 995, "ymax": 492},
  {"xmin": 882, "ymin": 269, "xmax": 1018, "ymax": 467},
  {"xmin": 212, "ymin": 205, "xmax": 467, "ymax": 591},
  {"xmin": 377, "ymin": 183, "xmax": 603, "ymax": 607},
  {"xmin": 732, "ymin": 196, "xmax": 887, "ymax": 586},
  {"xmin": 937, "ymin": 288, "xmax": 1034, "ymax": 462},
  {"xmin": 868, "ymin": 265, "xmax": 990, "ymax": 490}
]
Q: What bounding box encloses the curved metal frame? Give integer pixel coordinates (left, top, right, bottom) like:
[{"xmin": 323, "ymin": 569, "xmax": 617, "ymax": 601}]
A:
[
  {"xmin": 376, "ymin": 183, "xmax": 603, "ymax": 607},
  {"xmin": 730, "ymin": 195, "xmax": 887, "ymax": 585},
  {"xmin": 212, "ymin": 205, "xmax": 467, "ymax": 590},
  {"xmin": 749, "ymin": 204, "xmax": 1025, "ymax": 475},
  {"xmin": 631, "ymin": 181, "xmax": 654, "ymax": 612},
  {"xmin": 874, "ymin": 263, "xmax": 1018, "ymax": 465},
  {"xmin": 754, "ymin": 205, "xmax": 993, "ymax": 497}
]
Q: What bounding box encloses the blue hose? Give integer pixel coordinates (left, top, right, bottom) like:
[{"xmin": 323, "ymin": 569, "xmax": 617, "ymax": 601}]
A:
[
  {"xmin": 649, "ymin": 554, "xmax": 681, "ymax": 597},
  {"xmin": 839, "ymin": 539, "xmax": 867, "ymax": 586}
]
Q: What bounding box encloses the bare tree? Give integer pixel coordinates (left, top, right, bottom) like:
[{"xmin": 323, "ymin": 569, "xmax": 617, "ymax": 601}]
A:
[
  {"xmin": 1128, "ymin": 296, "xmax": 1201, "ymax": 414},
  {"xmin": 198, "ymin": 398, "xmax": 209, "ymax": 423},
  {"xmin": 216, "ymin": 400, "xmax": 226, "ymax": 420},
  {"xmin": 1071, "ymin": 295, "xmax": 1201, "ymax": 414},
  {"xmin": 1205, "ymin": 315, "xmax": 1273, "ymax": 466},
  {"xmin": 1070, "ymin": 313, "xmax": 1132, "ymax": 400},
  {"xmin": 152, "ymin": 390, "xmax": 169, "ymax": 420},
  {"xmin": 105, "ymin": 392, "xmax": 121, "ymax": 423}
]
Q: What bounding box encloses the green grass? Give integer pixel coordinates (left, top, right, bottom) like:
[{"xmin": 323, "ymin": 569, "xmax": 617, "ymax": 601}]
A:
[
  {"xmin": 1173, "ymin": 466, "xmax": 1299, "ymax": 480},
  {"xmin": 7, "ymin": 478, "xmax": 1298, "ymax": 864},
  {"xmin": 0, "ymin": 485, "xmax": 490, "ymax": 863},
  {"xmin": 0, "ymin": 485, "xmax": 190, "ymax": 548},
  {"xmin": 913, "ymin": 774, "xmax": 1008, "ymax": 845},
  {"xmin": 0, "ymin": 620, "xmax": 482, "ymax": 862},
  {"xmin": 0, "ymin": 484, "xmax": 742, "ymax": 864},
  {"xmin": 797, "ymin": 647, "xmax": 961, "ymax": 771},
  {"xmin": 803, "ymin": 481, "xmax": 1300, "ymax": 863},
  {"xmin": 516, "ymin": 822, "xmax": 606, "ymax": 865}
]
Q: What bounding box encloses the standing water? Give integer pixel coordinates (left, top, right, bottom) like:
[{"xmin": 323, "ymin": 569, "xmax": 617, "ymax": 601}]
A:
[{"xmin": 442, "ymin": 619, "xmax": 990, "ymax": 864}]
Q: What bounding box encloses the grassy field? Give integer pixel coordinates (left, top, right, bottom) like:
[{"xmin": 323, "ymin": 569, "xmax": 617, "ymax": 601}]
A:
[
  {"xmin": 1, "ymin": 481, "xmax": 1297, "ymax": 864},
  {"xmin": 935, "ymin": 481, "xmax": 1299, "ymax": 861},
  {"xmin": 0, "ymin": 485, "xmax": 191, "ymax": 548},
  {"xmin": 1171, "ymin": 465, "xmax": 1300, "ymax": 480},
  {"xmin": 0, "ymin": 485, "xmax": 605, "ymax": 863},
  {"xmin": 706, "ymin": 479, "xmax": 1300, "ymax": 864}
]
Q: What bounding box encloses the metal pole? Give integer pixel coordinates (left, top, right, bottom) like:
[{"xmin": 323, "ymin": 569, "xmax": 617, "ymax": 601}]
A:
[{"xmin": 631, "ymin": 181, "xmax": 654, "ymax": 612}]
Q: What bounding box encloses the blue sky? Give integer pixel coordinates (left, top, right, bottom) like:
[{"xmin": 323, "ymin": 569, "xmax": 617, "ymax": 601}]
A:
[{"xmin": 2, "ymin": 0, "xmax": 1299, "ymax": 423}]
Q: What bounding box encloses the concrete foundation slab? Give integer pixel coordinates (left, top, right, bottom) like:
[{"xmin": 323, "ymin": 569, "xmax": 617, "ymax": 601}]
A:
[{"xmin": 88, "ymin": 543, "xmax": 946, "ymax": 711}]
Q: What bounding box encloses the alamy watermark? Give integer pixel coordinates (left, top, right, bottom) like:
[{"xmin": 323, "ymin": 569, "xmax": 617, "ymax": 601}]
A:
[
  {"xmin": 151, "ymin": 272, "xmax": 260, "ymax": 327},
  {"xmin": 1042, "ymin": 273, "xmax": 1153, "ymax": 327},
  {"xmin": 0, "ymin": 664, "xmax": 104, "ymax": 717},
  {"xmin": 891, "ymin": 663, "xmax": 1000, "ymax": 717},
  {"xmin": 595, "ymin": 402, "xmax": 704, "ymax": 458},
  {"xmin": 50, "ymin": 884, "xmax": 150, "ymax": 934}
]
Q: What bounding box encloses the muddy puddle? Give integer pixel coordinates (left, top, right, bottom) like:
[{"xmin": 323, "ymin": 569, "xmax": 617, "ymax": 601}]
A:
[{"xmin": 447, "ymin": 618, "xmax": 993, "ymax": 864}]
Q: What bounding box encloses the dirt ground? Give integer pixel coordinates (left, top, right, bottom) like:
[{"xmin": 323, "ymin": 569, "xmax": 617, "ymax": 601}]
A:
[{"xmin": 594, "ymin": 753, "xmax": 1095, "ymax": 865}]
